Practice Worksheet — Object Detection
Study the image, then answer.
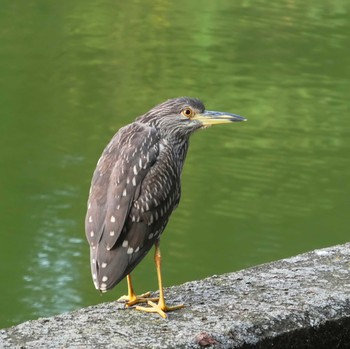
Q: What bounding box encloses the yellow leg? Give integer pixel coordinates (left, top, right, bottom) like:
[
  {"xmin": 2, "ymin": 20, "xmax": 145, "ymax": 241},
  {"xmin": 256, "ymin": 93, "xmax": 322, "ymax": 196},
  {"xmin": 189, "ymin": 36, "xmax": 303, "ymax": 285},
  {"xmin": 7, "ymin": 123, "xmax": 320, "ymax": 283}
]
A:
[
  {"xmin": 135, "ymin": 242, "xmax": 184, "ymax": 318},
  {"xmin": 117, "ymin": 274, "xmax": 158, "ymax": 307}
]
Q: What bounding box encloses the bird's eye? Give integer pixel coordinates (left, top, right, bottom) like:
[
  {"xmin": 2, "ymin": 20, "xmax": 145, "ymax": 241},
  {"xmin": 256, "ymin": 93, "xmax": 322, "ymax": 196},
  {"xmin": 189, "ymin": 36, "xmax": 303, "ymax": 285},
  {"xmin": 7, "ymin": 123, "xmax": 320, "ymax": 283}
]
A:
[{"xmin": 181, "ymin": 108, "xmax": 194, "ymax": 118}]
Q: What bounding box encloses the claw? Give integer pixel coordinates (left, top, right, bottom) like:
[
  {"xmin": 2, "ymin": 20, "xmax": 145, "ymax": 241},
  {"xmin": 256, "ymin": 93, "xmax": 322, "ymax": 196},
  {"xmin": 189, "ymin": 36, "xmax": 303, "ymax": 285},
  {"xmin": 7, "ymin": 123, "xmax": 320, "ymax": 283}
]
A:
[
  {"xmin": 135, "ymin": 300, "xmax": 184, "ymax": 318},
  {"xmin": 118, "ymin": 292, "xmax": 159, "ymax": 307}
]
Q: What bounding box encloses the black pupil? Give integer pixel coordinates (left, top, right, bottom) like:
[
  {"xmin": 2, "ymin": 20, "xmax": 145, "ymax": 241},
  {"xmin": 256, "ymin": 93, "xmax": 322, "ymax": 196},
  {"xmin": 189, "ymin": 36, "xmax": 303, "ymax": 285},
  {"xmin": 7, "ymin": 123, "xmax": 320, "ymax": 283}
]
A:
[{"xmin": 186, "ymin": 109, "xmax": 191, "ymax": 115}]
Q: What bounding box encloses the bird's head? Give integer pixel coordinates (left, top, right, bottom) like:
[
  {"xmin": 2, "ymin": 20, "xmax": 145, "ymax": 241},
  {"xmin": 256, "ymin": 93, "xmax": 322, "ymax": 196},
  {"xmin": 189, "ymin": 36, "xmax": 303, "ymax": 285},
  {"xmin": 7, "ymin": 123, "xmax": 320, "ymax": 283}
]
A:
[{"xmin": 136, "ymin": 97, "xmax": 246, "ymax": 139}]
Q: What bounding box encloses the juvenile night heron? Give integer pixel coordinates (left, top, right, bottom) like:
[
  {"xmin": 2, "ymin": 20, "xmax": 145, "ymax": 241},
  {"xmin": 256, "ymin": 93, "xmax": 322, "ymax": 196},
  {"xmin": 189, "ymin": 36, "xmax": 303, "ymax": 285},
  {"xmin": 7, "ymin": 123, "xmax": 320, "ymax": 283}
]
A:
[{"xmin": 85, "ymin": 97, "xmax": 246, "ymax": 318}]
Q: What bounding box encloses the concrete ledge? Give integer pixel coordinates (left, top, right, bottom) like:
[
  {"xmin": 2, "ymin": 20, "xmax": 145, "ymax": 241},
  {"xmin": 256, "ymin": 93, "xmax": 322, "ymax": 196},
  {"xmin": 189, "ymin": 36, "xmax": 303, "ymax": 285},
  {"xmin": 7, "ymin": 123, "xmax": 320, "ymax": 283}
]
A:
[{"xmin": 1, "ymin": 243, "xmax": 350, "ymax": 349}]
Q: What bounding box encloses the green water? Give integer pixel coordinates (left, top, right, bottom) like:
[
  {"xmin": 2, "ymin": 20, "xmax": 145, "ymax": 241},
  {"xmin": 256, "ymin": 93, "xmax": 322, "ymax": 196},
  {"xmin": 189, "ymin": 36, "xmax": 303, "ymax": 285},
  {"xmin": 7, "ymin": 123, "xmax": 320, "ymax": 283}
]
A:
[{"xmin": 1, "ymin": 0, "xmax": 349, "ymax": 329}]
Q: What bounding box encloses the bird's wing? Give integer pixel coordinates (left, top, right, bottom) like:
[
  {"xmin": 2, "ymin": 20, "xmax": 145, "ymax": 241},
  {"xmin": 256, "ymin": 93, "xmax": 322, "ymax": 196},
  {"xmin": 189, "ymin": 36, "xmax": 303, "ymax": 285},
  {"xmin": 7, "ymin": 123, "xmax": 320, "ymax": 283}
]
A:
[{"xmin": 85, "ymin": 122, "xmax": 160, "ymax": 251}]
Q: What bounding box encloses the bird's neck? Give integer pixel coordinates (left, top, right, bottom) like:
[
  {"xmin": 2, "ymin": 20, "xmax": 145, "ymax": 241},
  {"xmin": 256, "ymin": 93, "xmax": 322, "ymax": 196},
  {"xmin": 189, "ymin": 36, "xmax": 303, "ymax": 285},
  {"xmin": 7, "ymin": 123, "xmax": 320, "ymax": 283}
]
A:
[
  {"xmin": 162, "ymin": 135, "xmax": 189, "ymax": 175},
  {"xmin": 174, "ymin": 138, "xmax": 189, "ymax": 170}
]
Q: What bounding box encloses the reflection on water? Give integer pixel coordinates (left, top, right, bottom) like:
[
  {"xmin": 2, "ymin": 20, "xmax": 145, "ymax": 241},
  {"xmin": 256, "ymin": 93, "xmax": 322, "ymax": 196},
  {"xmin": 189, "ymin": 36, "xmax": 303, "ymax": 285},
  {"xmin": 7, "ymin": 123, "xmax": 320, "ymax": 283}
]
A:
[
  {"xmin": 22, "ymin": 188, "xmax": 83, "ymax": 320},
  {"xmin": 1, "ymin": 0, "xmax": 349, "ymax": 329}
]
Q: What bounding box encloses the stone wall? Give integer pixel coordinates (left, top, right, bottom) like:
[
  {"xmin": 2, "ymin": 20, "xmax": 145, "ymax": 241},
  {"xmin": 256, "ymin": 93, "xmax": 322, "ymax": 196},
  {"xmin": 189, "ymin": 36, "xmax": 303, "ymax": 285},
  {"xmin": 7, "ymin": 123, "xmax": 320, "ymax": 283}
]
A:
[{"xmin": 1, "ymin": 243, "xmax": 349, "ymax": 348}]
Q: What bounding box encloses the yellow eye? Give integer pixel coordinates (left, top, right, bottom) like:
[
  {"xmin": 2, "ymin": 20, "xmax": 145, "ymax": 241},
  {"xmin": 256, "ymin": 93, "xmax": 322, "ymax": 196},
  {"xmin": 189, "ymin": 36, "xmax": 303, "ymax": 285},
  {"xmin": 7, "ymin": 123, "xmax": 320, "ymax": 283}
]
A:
[{"xmin": 181, "ymin": 108, "xmax": 194, "ymax": 118}]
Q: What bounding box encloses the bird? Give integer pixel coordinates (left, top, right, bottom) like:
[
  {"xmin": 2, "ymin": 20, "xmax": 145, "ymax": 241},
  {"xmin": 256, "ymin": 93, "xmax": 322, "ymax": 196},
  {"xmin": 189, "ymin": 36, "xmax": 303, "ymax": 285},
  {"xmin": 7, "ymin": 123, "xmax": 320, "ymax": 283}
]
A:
[{"xmin": 85, "ymin": 97, "xmax": 246, "ymax": 318}]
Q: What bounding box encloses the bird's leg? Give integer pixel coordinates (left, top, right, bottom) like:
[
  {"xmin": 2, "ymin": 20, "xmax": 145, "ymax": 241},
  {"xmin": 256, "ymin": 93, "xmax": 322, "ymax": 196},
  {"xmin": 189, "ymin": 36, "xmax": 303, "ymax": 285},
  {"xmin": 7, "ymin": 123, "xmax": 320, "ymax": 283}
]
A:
[
  {"xmin": 117, "ymin": 274, "xmax": 158, "ymax": 307},
  {"xmin": 135, "ymin": 242, "xmax": 184, "ymax": 318}
]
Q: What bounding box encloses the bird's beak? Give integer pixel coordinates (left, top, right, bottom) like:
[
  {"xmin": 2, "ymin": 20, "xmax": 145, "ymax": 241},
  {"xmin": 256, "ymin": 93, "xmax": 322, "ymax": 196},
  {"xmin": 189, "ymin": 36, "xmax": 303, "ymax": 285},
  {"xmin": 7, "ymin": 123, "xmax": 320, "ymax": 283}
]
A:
[{"xmin": 192, "ymin": 110, "xmax": 247, "ymax": 126}]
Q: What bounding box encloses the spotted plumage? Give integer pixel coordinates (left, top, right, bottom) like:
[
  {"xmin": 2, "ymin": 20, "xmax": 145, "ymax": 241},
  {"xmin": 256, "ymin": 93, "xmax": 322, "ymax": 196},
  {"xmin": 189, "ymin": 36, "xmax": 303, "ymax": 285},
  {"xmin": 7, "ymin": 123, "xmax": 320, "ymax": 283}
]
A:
[{"xmin": 85, "ymin": 97, "xmax": 246, "ymax": 300}]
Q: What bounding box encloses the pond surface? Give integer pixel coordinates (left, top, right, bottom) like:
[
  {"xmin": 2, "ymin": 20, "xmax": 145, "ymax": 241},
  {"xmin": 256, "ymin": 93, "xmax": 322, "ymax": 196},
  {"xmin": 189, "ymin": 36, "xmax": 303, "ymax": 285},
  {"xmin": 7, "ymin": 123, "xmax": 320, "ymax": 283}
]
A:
[{"xmin": 0, "ymin": 0, "xmax": 349, "ymax": 329}]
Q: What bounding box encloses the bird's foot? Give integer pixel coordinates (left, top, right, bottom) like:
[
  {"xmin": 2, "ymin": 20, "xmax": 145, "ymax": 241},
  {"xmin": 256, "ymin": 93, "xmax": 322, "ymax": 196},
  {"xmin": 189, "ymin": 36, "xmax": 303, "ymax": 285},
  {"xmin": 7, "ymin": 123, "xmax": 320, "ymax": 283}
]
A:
[
  {"xmin": 135, "ymin": 300, "xmax": 184, "ymax": 318},
  {"xmin": 117, "ymin": 292, "xmax": 159, "ymax": 307}
]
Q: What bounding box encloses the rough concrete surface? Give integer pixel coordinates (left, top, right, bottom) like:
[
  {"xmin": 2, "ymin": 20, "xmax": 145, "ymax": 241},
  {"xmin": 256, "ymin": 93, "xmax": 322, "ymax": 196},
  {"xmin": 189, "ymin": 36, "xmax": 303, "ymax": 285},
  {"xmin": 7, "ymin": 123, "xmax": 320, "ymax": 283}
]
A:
[{"xmin": 1, "ymin": 243, "xmax": 349, "ymax": 349}]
